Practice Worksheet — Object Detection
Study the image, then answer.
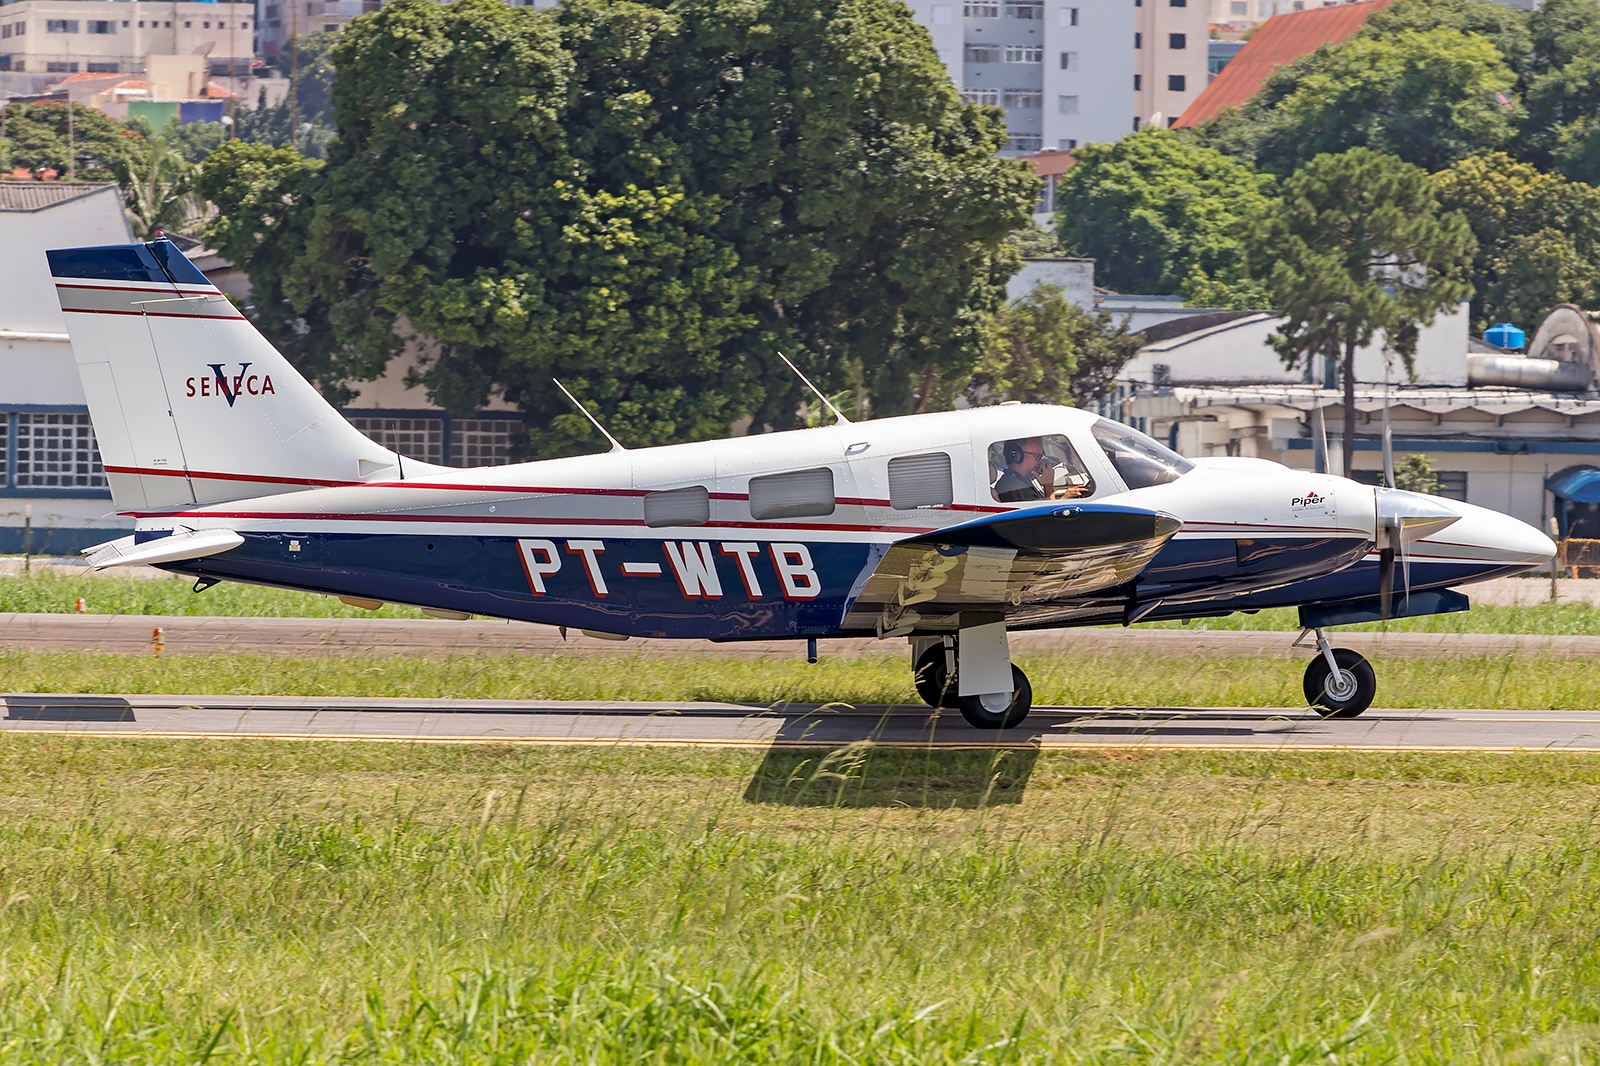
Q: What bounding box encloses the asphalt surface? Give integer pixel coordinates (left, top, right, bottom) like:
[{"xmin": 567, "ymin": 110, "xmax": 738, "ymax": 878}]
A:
[
  {"xmin": 3, "ymin": 693, "xmax": 1598, "ymax": 752},
  {"xmin": 6, "ymin": 612, "xmax": 1600, "ymax": 660}
]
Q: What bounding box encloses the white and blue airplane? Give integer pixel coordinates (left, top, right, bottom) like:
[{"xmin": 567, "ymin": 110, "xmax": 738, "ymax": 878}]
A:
[{"xmin": 51, "ymin": 238, "xmax": 1556, "ymax": 728}]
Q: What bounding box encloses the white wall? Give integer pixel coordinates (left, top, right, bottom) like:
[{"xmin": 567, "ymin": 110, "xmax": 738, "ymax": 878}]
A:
[
  {"xmin": 1006, "ymin": 257, "xmax": 1095, "ymax": 304},
  {"xmin": 1124, "ymin": 302, "xmax": 1471, "ymax": 386},
  {"xmin": 1042, "ymin": 0, "xmax": 1134, "ymax": 148}
]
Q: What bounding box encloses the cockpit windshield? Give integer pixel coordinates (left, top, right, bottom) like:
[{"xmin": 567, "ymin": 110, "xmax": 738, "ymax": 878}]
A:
[{"xmin": 1090, "ymin": 418, "xmax": 1194, "ymax": 489}]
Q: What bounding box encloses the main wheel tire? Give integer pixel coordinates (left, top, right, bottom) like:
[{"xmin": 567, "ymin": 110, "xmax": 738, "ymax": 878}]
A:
[
  {"xmin": 1303, "ymin": 648, "xmax": 1375, "ymax": 718},
  {"xmin": 913, "ymin": 644, "xmax": 961, "ymax": 709},
  {"xmin": 958, "ymin": 664, "xmax": 1033, "ymax": 729}
]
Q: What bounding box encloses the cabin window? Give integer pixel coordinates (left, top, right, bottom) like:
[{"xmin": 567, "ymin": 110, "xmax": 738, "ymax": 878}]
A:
[
  {"xmin": 1090, "ymin": 418, "xmax": 1194, "ymax": 488},
  {"xmin": 987, "ymin": 434, "xmax": 1094, "ymax": 503},
  {"xmin": 644, "ymin": 485, "xmax": 710, "ymax": 527},
  {"xmin": 748, "ymin": 468, "xmax": 836, "ymax": 520},
  {"xmin": 888, "ymin": 452, "xmax": 954, "ymax": 509}
]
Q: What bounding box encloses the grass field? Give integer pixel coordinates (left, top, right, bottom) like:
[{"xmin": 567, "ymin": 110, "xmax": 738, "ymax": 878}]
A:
[
  {"xmin": 0, "ymin": 648, "xmax": 1595, "ymax": 709},
  {"xmin": 0, "ymin": 737, "xmax": 1595, "ymax": 1063}
]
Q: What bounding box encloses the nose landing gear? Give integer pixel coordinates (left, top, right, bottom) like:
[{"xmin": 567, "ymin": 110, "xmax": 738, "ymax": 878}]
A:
[{"xmin": 1296, "ymin": 628, "xmax": 1375, "ymax": 718}]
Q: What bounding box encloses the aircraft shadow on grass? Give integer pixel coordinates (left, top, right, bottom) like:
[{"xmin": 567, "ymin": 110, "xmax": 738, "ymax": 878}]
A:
[{"xmin": 744, "ymin": 740, "xmax": 1042, "ymax": 809}]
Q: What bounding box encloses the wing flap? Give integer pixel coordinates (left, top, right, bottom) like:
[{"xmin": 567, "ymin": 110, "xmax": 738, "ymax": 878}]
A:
[{"xmin": 842, "ymin": 503, "xmax": 1181, "ymax": 637}]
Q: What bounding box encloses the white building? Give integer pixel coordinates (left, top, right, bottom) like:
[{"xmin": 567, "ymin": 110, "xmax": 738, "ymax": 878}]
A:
[
  {"xmin": 1134, "ymin": 0, "xmax": 1207, "ymax": 129},
  {"xmin": 0, "ymin": 182, "xmax": 132, "ymax": 555},
  {"xmin": 905, "ymin": 0, "xmax": 1135, "ymax": 153},
  {"xmin": 0, "ymin": 1, "xmax": 253, "ymax": 77}
]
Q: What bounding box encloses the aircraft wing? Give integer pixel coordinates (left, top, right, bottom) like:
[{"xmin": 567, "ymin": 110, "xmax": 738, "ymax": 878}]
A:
[{"xmin": 841, "ymin": 503, "xmax": 1182, "ymax": 637}]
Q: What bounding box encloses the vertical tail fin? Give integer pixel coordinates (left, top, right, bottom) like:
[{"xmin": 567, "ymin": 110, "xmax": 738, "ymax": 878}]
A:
[{"xmin": 49, "ymin": 238, "xmax": 442, "ymax": 511}]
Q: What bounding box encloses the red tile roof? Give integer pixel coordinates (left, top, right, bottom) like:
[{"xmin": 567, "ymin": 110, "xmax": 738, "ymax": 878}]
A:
[
  {"xmin": 1020, "ymin": 149, "xmax": 1077, "ymax": 177},
  {"xmin": 1174, "ymin": 0, "xmax": 1393, "ymax": 128}
]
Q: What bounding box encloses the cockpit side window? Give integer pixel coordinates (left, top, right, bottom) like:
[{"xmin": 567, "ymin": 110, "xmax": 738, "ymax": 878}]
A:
[
  {"xmin": 987, "ymin": 434, "xmax": 1095, "ymax": 503},
  {"xmin": 1090, "ymin": 418, "xmax": 1194, "ymax": 489}
]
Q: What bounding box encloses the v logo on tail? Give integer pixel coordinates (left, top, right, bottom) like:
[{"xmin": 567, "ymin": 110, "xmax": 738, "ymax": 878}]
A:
[{"xmin": 207, "ymin": 362, "xmax": 251, "ymax": 408}]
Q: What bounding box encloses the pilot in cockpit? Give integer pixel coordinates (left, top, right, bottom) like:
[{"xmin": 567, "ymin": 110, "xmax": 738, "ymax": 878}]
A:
[{"xmin": 992, "ymin": 436, "xmax": 1093, "ymax": 503}]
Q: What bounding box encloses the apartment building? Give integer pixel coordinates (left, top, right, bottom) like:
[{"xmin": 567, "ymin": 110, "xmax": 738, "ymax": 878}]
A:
[
  {"xmin": 257, "ymin": 0, "xmax": 379, "ymax": 63},
  {"xmin": 1133, "ymin": 0, "xmax": 1208, "ymax": 128},
  {"xmin": 0, "ymin": 0, "xmax": 253, "ymax": 74}
]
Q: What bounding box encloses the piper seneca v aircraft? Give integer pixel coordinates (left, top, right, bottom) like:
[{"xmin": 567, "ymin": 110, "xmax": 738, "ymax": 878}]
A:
[{"xmin": 52, "ymin": 239, "xmax": 1556, "ymax": 728}]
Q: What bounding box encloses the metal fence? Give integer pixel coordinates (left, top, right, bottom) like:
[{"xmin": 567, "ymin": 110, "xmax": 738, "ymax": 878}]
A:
[{"xmin": 1561, "ymin": 539, "xmax": 1600, "ymax": 578}]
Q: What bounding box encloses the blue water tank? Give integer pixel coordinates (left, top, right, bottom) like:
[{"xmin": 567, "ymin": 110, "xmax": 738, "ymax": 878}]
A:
[{"xmin": 1485, "ymin": 322, "xmax": 1526, "ymax": 350}]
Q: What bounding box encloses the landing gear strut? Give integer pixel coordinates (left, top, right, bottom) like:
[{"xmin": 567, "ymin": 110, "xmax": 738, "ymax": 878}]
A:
[
  {"xmin": 911, "ymin": 630, "xmax": 1033, "ymax": 729},
  {"xmin": 1296, "ymin": 628, "xmax": 1375, "ymax": 718}
]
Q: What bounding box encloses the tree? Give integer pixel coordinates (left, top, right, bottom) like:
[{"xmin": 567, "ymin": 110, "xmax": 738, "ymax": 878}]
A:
[
  {"xmin": 1247, "ymin": 149, "xmax": 1474, "ymax": 477},
  {"xmin": 0, "ymin": 101, "xmax": 144, "ymax": 181},
  {"xmin": 1199, "ymin": 29, "xmax": 1516, "ymax": 175},
  {"xmin": 205, "ymin": 0, "xmax": 1035, "ymax": 455},
  {"xmin": 233, "ymin": 30, "xmax": 340, "ymax": 157},
  {"xmin": 1394, "ymin": 453, "xmax": 1440, "ymax": 494},
  {"xmin": 123, "ymin": 135, "xmax": 204, "ymax": 241},
  {"xmin": 1360, "ymin": 0, "xmax": 1532, "ymax": 78},
  {"xmin": 1008, "ymin": 223, "xmax": 1064, "ymax": 258},
  {"xmin": 969, "ymin": 285, "xmax": 1078, "ymax": 404},
  {"xmin": 1432, "ymin": 151, "xmax": 1600, "ymax": 328},
  {"xmin": 1179, "ymin": 264, "xmax": 1273, "ymax": 310},
  {"xmin": 1055, "ymin": 128, "xmax": 1273, "ymax": 294}
]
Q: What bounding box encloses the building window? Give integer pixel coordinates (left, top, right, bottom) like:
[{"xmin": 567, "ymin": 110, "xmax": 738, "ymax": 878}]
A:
[
  {"xmin": 449, "ymin": 419, "xmax": 520, "ymax": 467},
  {"xmin": 1061, "ymin": 5, "xmax": 1078, "ymax": 23},
  {"xmin": 1167, "ymin": 73, "xmax": 1186, "ymax": 91},
  {"xmin": 1004, "ymin": 134, "xmax": 1043, "ymax": 151},
  {"xmin": 964, "ymin": 1, "xmax": 1000, "ymax": 14},
  {"xmin": 1004, "ymin": 88, "xmax": 1043, "ymax": 108},
  {"xmin": 45, "ymin": 19, "xmax": 78, "ymax": 33},
  {"xmin": 12, "ymin": 22, "xmax": 20, "ymax": 34},
  {"xmin": 121, "ymin": 20, "xmax": 129, "ymax": 27},
  {"xmin": 137, "ymin": 21, "xmax": 144, "ymax": 27},
  {"xmin": 347, "ymin": 417, "xmax": 443, "ymax": 466},
  {"xmin": 1133, "ymin": 115, "xmax": 1141, "ymax": 130},
  {"xmin": 931, "ymin": 4, "xmax": 952, "ymax": 23},
  {"xmin": 1134, "ymin": 31, "xmax": 1142, "ymax": 47},
  {"xmin": 1060, "ymin": 50, "xmax": 1077, "ymax": 69},
  {"xmin": 87, "ymin": 20, "xmax": 115, "ymax": 33},
  {"xmin": 963, "ymin": 42, "xmax": 1001, "ymax": 62},
  {"xmin": 1058, "ymin": 94, "xmax": 1079, "ymax": 114},
  {"xmin": 184, "ymin": 20, "xmax": 192, "ymax": 27},
  {"xmin": 1003, "ymin": 44, "xmax": 1042, "ymax": 62},
  {"xmin": 14, "ymin": 413, "xmax": 106, "ymax": 489},
  {"xmin": 1435, "ymin": 471, "xmax": 1467, "ymax": 501},
  {"xmin": 1169, "ymin": 32, "xmax": 1186, "ymax": 47},
  {"xmin": 961, "ymin": 87, "xmax": 999, "ymax": 105},
  {"xmin": 1167, "ymin": 115, "xmax": 1179, "ymax": 126},
  {"xmin": 87, "ymin": 61, "xmax": 118, "ymax": 71},
  {"xmin": 1004, "ymin": 0, "xmax": 1043, "ymax": 16},
  {"xmin": 1230, "ymin": 1, "xmax": 1247, "ymax": 12},
  {"xmin": 1060, "ymin": 138, "xmax": 1077, "ymax": 149},
  {"xmin": 1, "ymin": 24, "xmax": 9, "ymax": 38},
  {"xmin": 1133, "ymin": 73, "xmax": 1142, "ymax": 89},
  {"xmin": 164, "ymin": 20, "xmax": 172, "ymax": 26},
  {"xmin": 45, "ymin": 61, "xmax": 78, "ymax": 72}
]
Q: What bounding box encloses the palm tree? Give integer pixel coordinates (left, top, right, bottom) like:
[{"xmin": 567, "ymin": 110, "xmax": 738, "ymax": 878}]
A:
[{"xmin": 123, "ymin": 135, "xmax": 204, "ymax": 241}]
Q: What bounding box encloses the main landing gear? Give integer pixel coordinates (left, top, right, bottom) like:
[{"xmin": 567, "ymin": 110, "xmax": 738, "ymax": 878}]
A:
[
  {"xmin": 1296, "ymin": 628, "xmax": 1376, "ymax": 718},
  {"xmin": 911, "ymin": 629, "xmax": 1033, "ymax": 730}
]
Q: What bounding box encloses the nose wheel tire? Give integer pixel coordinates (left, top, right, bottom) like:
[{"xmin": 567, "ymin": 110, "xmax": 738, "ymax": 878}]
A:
[
  {"xmin": 957, "ymin": 665, "xmax": 1033, "ymax": 729},
  {"xmin": 1303, "ymin": 648, "xmax": 1375, "ymax": 718},
  {"xmin": 913, "ymin": 644, "xmax": 961, "ymax": 709}
]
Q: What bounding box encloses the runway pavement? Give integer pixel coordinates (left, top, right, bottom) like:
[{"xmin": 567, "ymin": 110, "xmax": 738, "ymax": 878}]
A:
[{"xmin": 4, "ymin": 693, "xmax": 1600, "ymax": 752}]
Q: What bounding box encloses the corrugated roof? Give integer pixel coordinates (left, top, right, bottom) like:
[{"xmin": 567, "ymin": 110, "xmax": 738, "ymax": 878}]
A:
[
  {"xmin": 0, "ymin": 182, "xmax": 121, "ymax": 213},
  {"xmin": 1174, "ymin": 0, "xmax": 1392, "ymax": 128}
]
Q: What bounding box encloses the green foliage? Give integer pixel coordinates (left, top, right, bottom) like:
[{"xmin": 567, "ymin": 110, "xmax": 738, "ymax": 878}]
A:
[
  {"xmin": 969, "ymin": 283, "xmax": 1079, "ymax": 404},
  {"xmin": 0, "ymin": 572, "xmax": 426, "ymax": 617},
  {"xmin": 1056, "ymin": 128, "xmax": 1273, "ymax": 294},
  {"xmin": 1361, "ymin": 0, "xmax": 1534, "ymax": 76},
  {"xmin": 122, "ymin": 135, "xmax": 203, "ymax": 241},
  {"xmin": 203, "ymin": 0, "xmax": 1033, "ymax": 453},
  {"xmin": 1179, "ymin": 264, "xmax": 1274, "ymax": 309},
  {"xmin": 1248, "ymin": 149, "xmax": 1474, "ymax": 474},
  {"xmin": 1433, "ymin": 151, "xmax": 1600, "ymax": 329},
  {"xmin": 233, "ymin": 31, "xmax": 340, "ymax": 157},
  {"xmin": 0, "ymin": 101, "xmax": 144, "ymax": 181},
  {"xmin": 1200, "ymin": 29, "xmax": 1516, "ymax": 175},
  {"xmin": 162, "ymin": 119, "xmax": 226, "ymax": 163},
  {"xmin": 1008, "ymin": 222, "xmax": 1064, "ymax": 257},
  {"xmin": 1394, "ymin": 452, "xmax": 1440, "ymax": 494}
]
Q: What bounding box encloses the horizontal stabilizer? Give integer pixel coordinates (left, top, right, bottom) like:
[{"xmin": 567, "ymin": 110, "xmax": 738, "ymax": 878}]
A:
[
  {"xmin": 86, "ymin": 528, "xmax": 244, "ymax": 570},
  {"xmin": 842, "ymin": 503, "xmax": 1182, "ymax": 637}
]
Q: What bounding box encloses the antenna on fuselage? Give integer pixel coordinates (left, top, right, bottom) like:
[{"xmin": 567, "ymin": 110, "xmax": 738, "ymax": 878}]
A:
[
  {"xmin": 551, "ymin": 379, "xmax": 627, "ymax": 453},
  {"xmin": 776, "ymin": 351, "xmax": 851, "ymax": 426}
]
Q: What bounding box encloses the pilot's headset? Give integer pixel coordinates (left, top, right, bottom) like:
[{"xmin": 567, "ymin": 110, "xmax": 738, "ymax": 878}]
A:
[{"xmin": 1004, "ymin": 440, "xmax": 1026, "ymax": 466}]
